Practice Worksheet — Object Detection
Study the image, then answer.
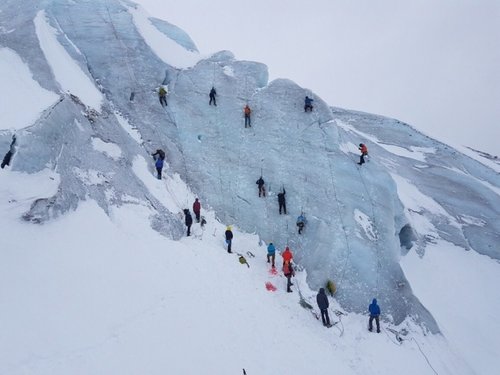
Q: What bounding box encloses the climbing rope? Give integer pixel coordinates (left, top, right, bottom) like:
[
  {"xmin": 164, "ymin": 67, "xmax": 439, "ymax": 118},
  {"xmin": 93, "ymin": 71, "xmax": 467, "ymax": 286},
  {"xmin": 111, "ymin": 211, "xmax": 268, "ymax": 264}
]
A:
[
  {"xmin": 103, "ymin": 1, "xmax": 139, "ymax": 100},
  {"xmin": 317, "ymin": 124, "xmax": 354, "ymax": 288},
  {"xmin": 336, "ymin": 127, "xmax": 383, "ymax": 293}
]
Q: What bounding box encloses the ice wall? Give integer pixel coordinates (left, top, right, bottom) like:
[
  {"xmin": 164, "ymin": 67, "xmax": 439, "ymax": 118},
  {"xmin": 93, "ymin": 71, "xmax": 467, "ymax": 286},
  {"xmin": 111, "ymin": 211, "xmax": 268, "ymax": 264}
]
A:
[{"xmin": 2, "ymin": 0, "xmax": 499, "ymax": 330}]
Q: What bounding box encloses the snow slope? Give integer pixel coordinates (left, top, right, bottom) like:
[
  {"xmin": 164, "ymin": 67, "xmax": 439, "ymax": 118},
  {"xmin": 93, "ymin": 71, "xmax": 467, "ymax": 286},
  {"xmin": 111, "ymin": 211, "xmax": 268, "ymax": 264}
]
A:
[
  {"xmin": 0, "ymin": 48, "xmax": 59, "ymax": 131},
  {"xmin": 0, "ymin": 168, "xmax": 472, "ymax": 375}
]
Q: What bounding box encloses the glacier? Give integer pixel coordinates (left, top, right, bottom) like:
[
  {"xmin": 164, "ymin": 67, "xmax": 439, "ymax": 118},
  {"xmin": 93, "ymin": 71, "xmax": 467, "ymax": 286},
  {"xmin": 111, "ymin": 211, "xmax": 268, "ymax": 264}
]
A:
[{"xmin": 1, "ymin": 0, "xmax": 499, "ymax": 338}]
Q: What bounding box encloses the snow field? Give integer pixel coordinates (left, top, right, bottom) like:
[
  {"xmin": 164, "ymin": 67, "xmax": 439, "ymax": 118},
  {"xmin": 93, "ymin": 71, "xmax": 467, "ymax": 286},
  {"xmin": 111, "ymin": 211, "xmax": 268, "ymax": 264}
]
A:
[{"xmin": 0, "ymin": 166, "xmax": 471, "ymax": 375}]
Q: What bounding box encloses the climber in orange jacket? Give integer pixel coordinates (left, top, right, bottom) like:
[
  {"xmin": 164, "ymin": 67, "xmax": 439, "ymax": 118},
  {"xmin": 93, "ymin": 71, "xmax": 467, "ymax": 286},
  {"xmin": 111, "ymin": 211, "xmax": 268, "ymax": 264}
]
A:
[{"xmin": 358, "ymin": 143, "xmax": 368, "ymax": 165}]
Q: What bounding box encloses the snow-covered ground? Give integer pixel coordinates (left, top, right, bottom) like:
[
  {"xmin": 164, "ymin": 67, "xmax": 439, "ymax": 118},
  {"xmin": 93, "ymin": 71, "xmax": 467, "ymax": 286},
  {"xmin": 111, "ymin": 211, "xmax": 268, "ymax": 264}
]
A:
[{"xmin": 0, "ymin": 168, "xmax": 473, "ymax": 375}]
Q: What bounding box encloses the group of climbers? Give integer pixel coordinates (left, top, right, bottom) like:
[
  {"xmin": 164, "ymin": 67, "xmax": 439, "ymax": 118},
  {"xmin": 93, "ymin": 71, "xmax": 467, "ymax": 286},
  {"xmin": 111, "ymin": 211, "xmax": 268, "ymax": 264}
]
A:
[
  {"xmin": 152, "ymin": 82, "xmax": 380, "ymax": 332},
  {"xmin": 181, "ymin": 197, "xmax": 205, "ymax": 237}
]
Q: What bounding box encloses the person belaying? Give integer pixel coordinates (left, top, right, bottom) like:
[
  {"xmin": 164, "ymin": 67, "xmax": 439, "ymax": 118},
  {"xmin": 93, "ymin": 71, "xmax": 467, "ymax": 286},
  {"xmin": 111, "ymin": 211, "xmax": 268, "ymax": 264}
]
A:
[
  {"xmin": 368, "ymin": 298, "xmax": 381, "ymax": 333},
  {"xmin": 256, "ymin": 176, "xmax": 266, "ymax": 197},
  {"xmin": 225, "ymin": 226, "xmax": 233, "ymax": 253},
  {"xmin": 277, "ymin": 188, "xmax": 286, "ymax": 214},
  {"xmin": 296, "ymin": 213, "xmax": 306, "ymax": 234},
  {"xmin": 192, "ymin": 198, "xmax": 201, "ymax": 223},
  {"xmin": 209, "ymin": 87, "xmax": 217, "ymax": 106},
  {"xmin": 152, "ymin": 149, "xmax": 165, "ymax": 180},
  {"xmin": 244, "ymin": 104, "xmax": 252, "ymax": 128},
  {"xmin": 1, "ymin": 134, "xmax": 17, "ymax": 169},
  {"xmin": 282, "ymin": 246, "xmax": 293, "ymax": 264},
  {"xmin": 283, "ymin": 260, "xmax": 295, "ymax": 293},
  {"xmin": 183, "ymin": 209, "xmax": 193, "ymax": 237},
  {"xmin": 316, "ymin": 288, "xmax": 331, "ymax": 327},
  {"xmin": 267, "ymin": 242, "xmax": 276, "ymax": 268},
  {"xmin": 159, "ymin": 85, "xmax": 168, "ymax": 107},
  {"xmin": 304, "ymin": 96, "xmax": 314, "ymax": 112},
  {"xmin": 358, "ymin": 143, "xmax": 368, "ymax": 165}
]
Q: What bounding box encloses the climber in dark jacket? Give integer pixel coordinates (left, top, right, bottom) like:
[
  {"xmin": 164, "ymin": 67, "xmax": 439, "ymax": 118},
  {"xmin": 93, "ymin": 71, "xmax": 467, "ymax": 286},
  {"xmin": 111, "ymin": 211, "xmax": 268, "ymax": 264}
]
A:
[
  {"xmin": 316, "ymin": 288, "xmax": 331, "ymax": 327},
  {"xmin": 225, "ymin": 226, "xmax": 233, "ymax": 253},
  {"xmin": 256, "ymin": 176, "xmax": 266, "ymax": 197},
  {"xmin": 304, "ymin": 96, "xmax": 314, "ymax": 112},
  {"xmin": 183, "ymin": 209, "xmax": 193, "ymax": 236},
  {"xmin": 1, "ymin": 135, "xmax": 17, "ymax": 169},
  {"xmin": 209, "ymin": 87, "xmax": 217, "ymax": 106},
  {"xmin": 277, "ymin": 188, "xmax": 286, "ymax": 215},
  {"xmin": 368, "ymin": 298, "xmax": 381, "ymax": 333}
]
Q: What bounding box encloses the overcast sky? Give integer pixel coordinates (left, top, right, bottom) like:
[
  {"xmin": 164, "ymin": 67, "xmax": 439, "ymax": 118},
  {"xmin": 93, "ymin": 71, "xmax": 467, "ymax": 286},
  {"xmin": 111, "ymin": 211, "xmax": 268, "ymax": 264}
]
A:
[{"xmin": 135, "ymin": 0, "xmax": 499, "ymax": 155}]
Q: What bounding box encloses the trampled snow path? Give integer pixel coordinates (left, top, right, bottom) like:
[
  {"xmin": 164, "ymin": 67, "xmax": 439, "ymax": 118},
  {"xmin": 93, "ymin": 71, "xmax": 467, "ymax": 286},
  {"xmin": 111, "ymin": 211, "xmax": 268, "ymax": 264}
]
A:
[{"xmin": 0, "ymin": 165, "xmax": 473, "ymax": 375}]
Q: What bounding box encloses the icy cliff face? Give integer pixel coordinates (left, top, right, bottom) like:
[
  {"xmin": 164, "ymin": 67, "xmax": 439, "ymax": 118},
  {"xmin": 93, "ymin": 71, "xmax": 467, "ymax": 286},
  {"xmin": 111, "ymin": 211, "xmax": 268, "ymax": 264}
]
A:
[{"xmin": 1, "ymin": 0, "xmax": 499, "ymax": 330}]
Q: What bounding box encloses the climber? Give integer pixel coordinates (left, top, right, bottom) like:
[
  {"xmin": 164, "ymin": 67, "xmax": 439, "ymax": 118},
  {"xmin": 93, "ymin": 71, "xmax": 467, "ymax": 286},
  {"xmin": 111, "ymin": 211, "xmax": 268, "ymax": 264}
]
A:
[
  {"xmin": 1, "ymin": 134, "xmax": 17, "ymax": 169},
  {"xmin": 282, "ymin": 246, "xmax": 293, "ymax": 265},
  {"xmin": 256, "ymin": 176, "xmax": 266, "ymax": 197},
  {"xmin": 283, "ymin": 260, "xmax": 295, "ymax": 293},
  {"xmin": 277, "ymin": 188, "xmax": 286, "ymax": 215},
  {"xmin": 304, "ymin": 96, "xmax": 314, "ymax": 112},
  {"xmin": 316, "ymin": 288, "xmax": 331, "ymax": 327},
  {"xmin": 158, "ymin": 85, "xmax": 168, "ymax": 107},
  {"xmin": 225, "ymin": 226, "xmax": 233, "ymax": 253},
  {"xmin": 267, "ymin": 242, "xmax": 276, "ymax": 268},
  {"xmin": 155, "ymin": 155, "xmax": 164, "ymax": 179},
  {"xmin": 358, "ymin": 143, "xmax": 368, "ymax": 165},
  {"xmin": 193, "ymin": 198, "xmax": 201, "ymax": 223},
  {"xmin": 296, "ymin": 213, "xmax": 306, "ymax": 234},
  {"xmin": 209, "ymin": 86, "xmax": 217, "ymax": 106},
  {"xmin": 183, "ymin": 209, "xmax": 193, "ymax": 237},
  {"xmin": 244, "ymin": 104, "xmax": 251, "ymax": 128},
  {"xmin": 368, "ymin": 298, "xmax": 381, "ymax": 333}
]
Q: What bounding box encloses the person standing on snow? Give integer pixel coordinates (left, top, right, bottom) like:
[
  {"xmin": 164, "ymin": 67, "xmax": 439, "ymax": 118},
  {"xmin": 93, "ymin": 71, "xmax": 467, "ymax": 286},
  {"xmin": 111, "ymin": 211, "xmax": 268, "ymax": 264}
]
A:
[
  {"xmin": 244, "ymin": 104, "xmax": 252, "ymax": 128},
  {"xmin": 209, "ymin": 87, "xmax": 217, "ymax": 106},
  {"xmin": 267, "ymin": 242, "xmax": 276, "ymax": 268},
  {"xmin": 183, "ymin": 209, "xmax": 193, "ymax": 236},
  {"xmin": 155, "ymin": 155, "xmax": 164, "ymax": 180},
  {"xmin": 152, "ymin": 149, "xmax": 165, "ymax": 179},
  {"xmin": 278, "ymin": 188, "xmax": 286, "ymax": 214},
  {"xmin": 358, "ymin": 143, "xmax": 368, "ymax": 165},
  {"xmin": 368, "ymin": 298, "xmax": 381, "ymax": 333},
  {"xmin": 304, "ymin": 96, "xmax": 314, "ymax": 112},
  {"xmin": 193, "ymin": 198, "xmax": 201, "ymax": 223},
  {"xmin": 316, "ymin": 288, "xmax": 331, "ymax": 327},
  {"xmin": 256, "ymin": 176, "xmax": 266, "ymax": 197},
  {"xmin": 296, "ymin": 213, "xmax": 306, "ymax": 234},
  {"xmin": 159, "ymin": 86, "xmax": 168, "ymax": 107},
  {"xmin": 283, "ymin": 260, "xmax": 295, "ymax": 293},
  {"xmin": 225, "ymin": 226, "xmax": 233, "ymax": 253}
]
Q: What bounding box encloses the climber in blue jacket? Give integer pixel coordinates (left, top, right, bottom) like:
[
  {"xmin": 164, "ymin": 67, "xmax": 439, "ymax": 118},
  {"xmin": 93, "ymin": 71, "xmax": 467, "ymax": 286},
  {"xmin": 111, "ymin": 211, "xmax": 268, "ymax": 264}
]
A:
[
  {"xmin": 368, "ymin": 298, "xmax": 381, "ymax": 333},
  {"xmin": 267, "ymin": 242, "xmax": 276, "ymax": 268}
]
